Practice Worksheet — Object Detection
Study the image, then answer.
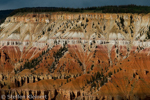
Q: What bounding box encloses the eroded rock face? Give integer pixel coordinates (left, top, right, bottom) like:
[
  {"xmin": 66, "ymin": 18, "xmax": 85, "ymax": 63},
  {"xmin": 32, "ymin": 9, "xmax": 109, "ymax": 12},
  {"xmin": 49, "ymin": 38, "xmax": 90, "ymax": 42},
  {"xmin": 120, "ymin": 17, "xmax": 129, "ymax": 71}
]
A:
[
  {"xmin": 1, "ymin": 12, "xmax": 150, "ymax": 100},
  {"xmin": 1, "ymin": 13, "xmax": 150, "ymax": 47}
]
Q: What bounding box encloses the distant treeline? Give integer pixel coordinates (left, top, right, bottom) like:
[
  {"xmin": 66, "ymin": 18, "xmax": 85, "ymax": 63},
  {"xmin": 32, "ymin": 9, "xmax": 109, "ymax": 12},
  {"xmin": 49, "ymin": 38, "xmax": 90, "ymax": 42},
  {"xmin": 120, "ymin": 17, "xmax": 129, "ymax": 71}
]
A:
[
  {"xmin": 0, "ymin": 10, "xmax": 14, "ymax": 24},
  {"xmin": 8, "ymin": 5, "xmax": 150, "ymax": 16},
  {"xmin": 1, "ymin": 4, "xmax": 150, "ymax": 24}
]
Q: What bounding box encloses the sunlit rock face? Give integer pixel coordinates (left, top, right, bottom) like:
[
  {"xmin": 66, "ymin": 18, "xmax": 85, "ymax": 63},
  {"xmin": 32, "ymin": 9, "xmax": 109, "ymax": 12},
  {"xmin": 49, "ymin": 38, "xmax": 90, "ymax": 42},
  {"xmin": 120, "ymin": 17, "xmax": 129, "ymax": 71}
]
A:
[
  {"xmin": 1, "ymin": 12, "xmax": 150, "ymax": 47},
  {"xmin": 1, "ymin": 12, "xmax": 150, "ymax": 100}
]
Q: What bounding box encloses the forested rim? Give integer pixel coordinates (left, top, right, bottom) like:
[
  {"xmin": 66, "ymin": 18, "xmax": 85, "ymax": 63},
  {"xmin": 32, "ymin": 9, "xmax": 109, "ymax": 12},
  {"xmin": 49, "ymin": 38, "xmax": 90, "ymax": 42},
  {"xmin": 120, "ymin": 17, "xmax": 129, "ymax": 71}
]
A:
[
  {"xmin": 1, "ymin": 4, "xmax": 150, "ymax": 24},
  {"xmin": 0, "ymin": 10, "xmax": 14, "ymax": 24},
  {"xmin": 8, "ymin": 5, "xmax": 150, "ymax": 16}
]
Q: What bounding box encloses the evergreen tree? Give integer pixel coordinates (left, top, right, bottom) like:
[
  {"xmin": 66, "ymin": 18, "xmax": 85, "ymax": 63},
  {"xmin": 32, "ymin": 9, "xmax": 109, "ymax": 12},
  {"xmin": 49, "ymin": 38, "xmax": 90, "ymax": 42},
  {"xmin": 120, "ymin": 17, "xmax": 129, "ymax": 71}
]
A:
[
  {"xmin": 114, "ymin": 70, "xmax": 116, "ymax": 74},
  {"xmin": 100, "ymin": 81, "xmax": 104, "ymax": 86},
  {"xmin": 108, "ymin": 72, "xmax": 112, "ymax": 77},
  {"xmin": 133, "ymin": 73, "xmax": 135, "ymax": 78}
]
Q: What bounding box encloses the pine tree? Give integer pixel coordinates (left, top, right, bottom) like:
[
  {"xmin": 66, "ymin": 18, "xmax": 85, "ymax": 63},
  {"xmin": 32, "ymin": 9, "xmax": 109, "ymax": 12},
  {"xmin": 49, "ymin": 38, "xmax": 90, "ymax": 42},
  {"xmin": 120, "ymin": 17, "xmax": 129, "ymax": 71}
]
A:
[
  {"xmin": 108, "ymin": 72, "xmax": 112, "ymax": 77},
  {"xmin": 133, "ymin": 73, "xmax": 135, "ymax": 78},
  {"xmin": 96, "ymin": 72, "xmax": 101, "ymax": 80},
  {"xmin": 100, "ymin": 81, "xmax": 104, "ymax": 86},
  {"xmin": 114, "ymin": 70, "xmax": 116, "ymax": 74}
]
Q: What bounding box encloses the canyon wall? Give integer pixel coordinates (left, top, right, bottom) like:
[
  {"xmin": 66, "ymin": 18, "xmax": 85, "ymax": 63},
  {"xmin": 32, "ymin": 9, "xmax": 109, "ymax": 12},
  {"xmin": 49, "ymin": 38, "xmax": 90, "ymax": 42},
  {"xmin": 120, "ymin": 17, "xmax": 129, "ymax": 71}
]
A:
[{"xmin": 0, "ymin": 12, "xmax": 150, "ymax": 100}]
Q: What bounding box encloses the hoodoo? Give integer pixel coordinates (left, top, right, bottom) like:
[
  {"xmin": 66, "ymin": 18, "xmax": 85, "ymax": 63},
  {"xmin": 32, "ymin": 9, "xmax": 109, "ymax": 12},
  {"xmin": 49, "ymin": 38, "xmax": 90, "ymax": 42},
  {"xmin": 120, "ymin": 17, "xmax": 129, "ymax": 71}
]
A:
[{"xmin": 1, "ymin": 50, "xmax": 5, "ymax": 63}]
